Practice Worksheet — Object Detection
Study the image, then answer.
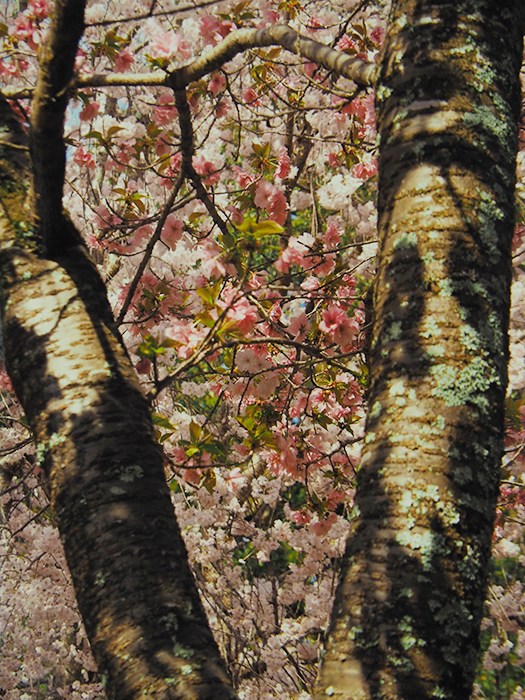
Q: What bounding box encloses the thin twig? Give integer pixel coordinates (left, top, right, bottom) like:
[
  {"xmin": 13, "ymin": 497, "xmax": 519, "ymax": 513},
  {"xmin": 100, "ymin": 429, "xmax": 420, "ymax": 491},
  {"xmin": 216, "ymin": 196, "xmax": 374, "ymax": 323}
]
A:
[{"xmin": 116, "ymin": 172, "xmax": 184, "ymax": 325}]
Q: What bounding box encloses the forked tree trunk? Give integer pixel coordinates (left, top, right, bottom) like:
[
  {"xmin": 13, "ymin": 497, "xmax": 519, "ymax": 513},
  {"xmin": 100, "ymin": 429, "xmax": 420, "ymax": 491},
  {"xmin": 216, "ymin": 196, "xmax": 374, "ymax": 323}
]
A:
[
  {"xmin": 316, "ymin": 2, "xmax": 525, "ymax": 699},
  {"xmin": 0, "ymin": 77, "xmax": 236, "ymax": 700},
  {"xmin": 0, "ymin": 2, "xmax": 236, "ymax": 698}
]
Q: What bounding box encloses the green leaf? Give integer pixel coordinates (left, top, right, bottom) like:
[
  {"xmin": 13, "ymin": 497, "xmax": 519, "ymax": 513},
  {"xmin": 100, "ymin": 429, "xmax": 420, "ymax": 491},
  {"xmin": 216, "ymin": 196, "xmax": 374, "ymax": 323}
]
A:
[
  {"xmin": 85, "ymin": 130, "xmax": 105, "ymax": 142},
  {"xmin": 202, "ymin": 470, "xmax": 217, "ymax": 494},
  {"xmin": 253, "ymin": 219, "xmax": 284, "ymax": 236},
  {"xmin": 137, "ymin": 335, "xmax": 166, "ymax": 359},
  {"xmin": 189, "ymin": 421, "xmax": 202, "ymax": 443},
  {"xmin": 107, "ymin": 125, "xmax": 124, "ymax": 138},
  {"xmin": 152, "ymin": 413, "xmax": 176, "ymax": 430},
  {"xmin": 203, "ymin": 441, "xmax": 227, "ymax": 458},
  {"xmin": 195, "ymin": 311, "xmax": 216, "ymax": 328},
  {"xmin": 195, "ymin": 287, "xmax": 215, "ymax": 306},
  {"xmin": 134, "ymin": 198, "xmax": 146, "ymax": 214},
  {"xmin": 236, "ymin": 415, "xmax": 254, "ymax": 432},
  {"xmin": 189, "ymin": 211, "xmax": 206, "ymax": 222},
  {"xmin": 220, "ymin": 231, "xmax": 235, "ymax": 249}
]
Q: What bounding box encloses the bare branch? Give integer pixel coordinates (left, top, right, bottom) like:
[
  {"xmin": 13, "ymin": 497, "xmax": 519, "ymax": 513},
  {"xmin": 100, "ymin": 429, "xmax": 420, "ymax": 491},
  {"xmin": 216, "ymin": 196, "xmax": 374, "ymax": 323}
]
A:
[{"xmin": 85, "ymin": 0, "xmax": 230, "ymax": 27}]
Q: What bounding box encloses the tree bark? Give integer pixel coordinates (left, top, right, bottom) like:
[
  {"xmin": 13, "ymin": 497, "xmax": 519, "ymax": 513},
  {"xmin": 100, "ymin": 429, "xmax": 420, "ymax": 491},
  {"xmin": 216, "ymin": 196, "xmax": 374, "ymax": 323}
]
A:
[
  {"xmin": 315, "ymin": 2, "xmax": 525, "ymax": 699},
  {"xmin": 0, "ymin": 1, "xmax": 236, "ymax": 697},
  {"xmin": 0, "ymin": 104, "xmax": 237, "ymax": 700}
]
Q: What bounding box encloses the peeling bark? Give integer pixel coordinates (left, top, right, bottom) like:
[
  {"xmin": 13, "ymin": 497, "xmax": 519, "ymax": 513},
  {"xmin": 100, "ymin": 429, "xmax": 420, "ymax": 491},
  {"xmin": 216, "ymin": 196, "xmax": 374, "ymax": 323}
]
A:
[{"xmin": 315, "ymin": 2, "xmax": 525, "ymax": 699}]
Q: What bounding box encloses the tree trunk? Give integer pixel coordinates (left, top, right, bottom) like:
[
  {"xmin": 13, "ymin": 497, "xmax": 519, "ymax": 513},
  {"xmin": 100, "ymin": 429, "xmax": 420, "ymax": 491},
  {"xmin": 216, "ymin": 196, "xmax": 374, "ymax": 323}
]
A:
[
  {"xmin": 315, "ymin": 2, "xmax": 525, "ymax": 699},
  {"xmin": 0, "ymin": 1, "xmax": 236, "ymax": 696},
  {"xmin": 0, "ymin": 101, "xmax": 236, "ymax": 700}
]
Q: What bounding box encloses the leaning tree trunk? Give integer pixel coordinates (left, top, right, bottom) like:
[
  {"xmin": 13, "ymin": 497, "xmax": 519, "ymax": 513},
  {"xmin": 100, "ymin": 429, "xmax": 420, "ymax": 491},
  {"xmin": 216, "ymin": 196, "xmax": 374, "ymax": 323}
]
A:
[
  {"xmin": 316, "ymin": 2, "xmax": 525, "ymax": 700},
  {"xmin": 0, "ymin": 2, "xmax": 236, "ymax": 700}
]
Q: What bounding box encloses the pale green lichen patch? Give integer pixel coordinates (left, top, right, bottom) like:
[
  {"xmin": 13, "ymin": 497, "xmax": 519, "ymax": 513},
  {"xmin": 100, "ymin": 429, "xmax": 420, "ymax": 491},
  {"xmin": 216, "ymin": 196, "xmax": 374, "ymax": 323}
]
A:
[
  {"xmin": 396, "ymin": 528, "xmax": 449, "ymax": 571},
  {"xmin": 486, "ymin": 311, "xmax": 504, "ymax": 354},
  {"xmin": 420, "ymin": 317, "xmax": 441, "ymax": 339},
  {"xmin": 36, "ymin": 432, "xmax": 67, "ymax": 464},
  {"xmin": 397, "ymin": 482, "xmax": 459, "ymax": 528},
  {"xmin": 370, "ymin": 401, "xmax": 383, "ymax": 419},
  {"xmin": 110, "ymin": 486, "xmax": 127, "ymax": 496},
  {"xmin": 120, "ymin": 464, "xmax": 144, "ymax": 482},
  {"xmin": 433, "ymin": 598, "xmax": 473, "ymax": 663},
  {"xmin": 396, "ymin": 529, "xmax": 431, "ymax": 561},
  {"xmin": 400, "ymin": 632, "xmax": 417, "ymax": 651},
  {"xmin": 437, "ymin": 499, "xmax": 461, "ymax": 526},
  {"xmin": 463, "ymin": 105, "xmax": 513, "ymax": 156},
  {"xmin": 389, "ymin": 378, "xmax": 406, "ymax": 396},
  {"xmin": 476, "ymin": 189, "xmax": 504, "ymax": 258},
  {"xmin": 420, "ymin": 415, "xmax": 446, "ymax": 436},
  {"xmin": 399, "ymin": 490, "xmax": 414, "ymax": 513},
  {"xmin": 393, "ymin": 231, "xmax": 418, "ymax": 250},
  {"xmin": 398, "ymin": 617, "xmax": 423, "ymax": 651},
  {"xmin": 381, "ymin": 320, "xmax": 403, "ymax": 345},
  {"xmin": 376, "ymin": 84, "xmax": 392, "ymax": 102},
  {"xmin": 430, "ymin": 357, "xmax": 499, "ymax": 412},
  {"xmin": 347, "ymin": 626, "xmax": 363, "ymax": 641},
  {"xmin": 458, "ymin": 543, "xmax": 483, "ymax": 582},
  {"xmin": 451, "ymin": 464, "xmax": 472, "ymax": 485},
  {"xmin": 173, "ymin": 643, "xmax": 194, "ymax": 659},
  {"xmin": 438, "ymin": 278, "xmax": 453, "ymax": 297},
  {"xmin": 386, "ymin": 652, "xmax": 415, "ymax": 671},
  {"xmin": 364, "ymin": 431, "xmax": 376, "ymax": 444},
  {"xmin": 460, "ymin": 324, "xmax": 482, "ymax": 351},
  {"xmin": 161, "ymin": 612, "xmax": 178, "ymax": 632}
]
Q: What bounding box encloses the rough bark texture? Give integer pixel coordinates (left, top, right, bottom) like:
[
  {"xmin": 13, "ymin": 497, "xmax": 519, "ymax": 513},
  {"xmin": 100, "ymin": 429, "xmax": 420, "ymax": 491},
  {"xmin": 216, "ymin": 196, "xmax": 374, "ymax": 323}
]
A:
[
  {"xmin": 0, "ymin": 99, "xmax": 237, "ymax": 700},
  {"xmin": 315, "ymin": 2, "xmax": 525, "ymax": 700},
  {"xmin": 0, "ymin": 1, "xmax": 237, "ymax": 697}
]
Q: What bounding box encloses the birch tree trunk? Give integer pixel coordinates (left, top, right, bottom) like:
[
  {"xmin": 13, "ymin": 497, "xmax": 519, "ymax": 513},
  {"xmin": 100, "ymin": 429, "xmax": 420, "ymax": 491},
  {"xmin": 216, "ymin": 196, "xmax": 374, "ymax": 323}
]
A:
[{"xmin": 316, "ymin": 1, "xmax": 525, "ymax": 699}]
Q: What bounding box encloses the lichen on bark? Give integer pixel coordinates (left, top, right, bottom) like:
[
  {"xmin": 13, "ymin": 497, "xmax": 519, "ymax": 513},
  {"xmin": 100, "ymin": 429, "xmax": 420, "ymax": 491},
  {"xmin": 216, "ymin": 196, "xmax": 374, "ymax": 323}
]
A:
[{"xmin": 315, "ymin": 2, "xmax": 525, "ymax": 699}]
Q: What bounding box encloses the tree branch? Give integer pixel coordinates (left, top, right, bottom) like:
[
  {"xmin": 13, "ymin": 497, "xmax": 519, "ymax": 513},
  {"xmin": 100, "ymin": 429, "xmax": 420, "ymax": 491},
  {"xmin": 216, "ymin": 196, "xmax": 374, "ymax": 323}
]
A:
[
  {"xmin": 116, "ymin": 172, "xmax": 184, "ymax": 326},
  {"xmin": 167, "ymin": 25, "xmax": 377, "ymax": 90},
  {"xmin": 29, "ymin": 0, "xmax": 87, "ymax": 255},
  {"xmin": 1, "ymin": 24, "xmax": 377, "ymax": 100},
  {"xmin": 173, "ymin": 88, "xmax": 231, "ymax": 238},
  {"xmin": 0, "ymin": 89, "xmax": 237, "ymax": 700}
]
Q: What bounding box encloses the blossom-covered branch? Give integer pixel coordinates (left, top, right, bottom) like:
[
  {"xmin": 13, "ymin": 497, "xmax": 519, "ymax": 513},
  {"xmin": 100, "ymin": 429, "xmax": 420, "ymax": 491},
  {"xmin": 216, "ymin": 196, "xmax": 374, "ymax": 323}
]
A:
[{"xmin": 1, "ymin": 23, "xmax": 377, "ymax": 100}]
